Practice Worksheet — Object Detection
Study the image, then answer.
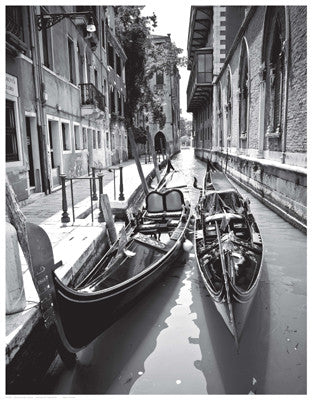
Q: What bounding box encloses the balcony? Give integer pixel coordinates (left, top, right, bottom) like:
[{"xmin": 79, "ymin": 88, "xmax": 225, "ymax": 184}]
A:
[
  {"xmin": 80, "ymin": 83, "xmax": 106, "ymax": 118},
  {"xmin": 187, "ymin": 48, "xmax": 213, "ymax": 112}
]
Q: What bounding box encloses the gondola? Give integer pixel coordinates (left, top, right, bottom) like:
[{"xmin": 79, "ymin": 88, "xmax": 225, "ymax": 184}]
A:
[
  {"xmin": 194, "ymin": 161, "xmax": 263, "ymax": 346},
  {"xmin": 27, "ymin": 161, "xmax": 192, "ymax": 362}
]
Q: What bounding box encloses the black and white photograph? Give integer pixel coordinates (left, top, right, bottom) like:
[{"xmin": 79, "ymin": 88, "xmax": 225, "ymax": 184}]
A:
[{"xmin": 4, "ymin": 2, "xmax": 307, "ymax": 396}]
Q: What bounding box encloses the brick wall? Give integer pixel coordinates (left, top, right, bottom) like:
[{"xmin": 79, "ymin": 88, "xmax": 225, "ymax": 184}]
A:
[
  {"xmin": 286, "ymin": 6, "xmax": 307, "ymax": 154},
  {"xmin": 199, "ymin": 6, "xmax": 307, "ymax": 228}
]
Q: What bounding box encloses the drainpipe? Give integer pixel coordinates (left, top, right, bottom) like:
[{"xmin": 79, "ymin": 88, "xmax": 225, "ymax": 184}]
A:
[
  {"xmin": 29, "ymin": 6, "xmax": 50, "ymax": 194},
  {"xmin": 281, "ymin": 7, "xmax": 290, "ymax": 164}
]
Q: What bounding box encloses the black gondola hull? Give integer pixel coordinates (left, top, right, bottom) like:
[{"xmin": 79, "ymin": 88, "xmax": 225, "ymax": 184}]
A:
[{"xmin": 52, "ymin": 239, "xmax": 184, "ymax": 350}]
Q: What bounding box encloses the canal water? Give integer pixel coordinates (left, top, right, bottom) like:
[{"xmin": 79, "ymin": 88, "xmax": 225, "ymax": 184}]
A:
[{"xmin": 40, "ymin": 148, "xmax": 306, "ymax": 395}]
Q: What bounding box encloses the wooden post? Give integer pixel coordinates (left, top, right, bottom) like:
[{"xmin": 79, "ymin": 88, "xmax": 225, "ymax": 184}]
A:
[
  {"xmin": 146, "ymin": 128, "xmax": 160, "ymax": 182},
  {"xmin": 128, "ymin": 126, "xmax": 149, "ymax": 195},
  {"xmin": 100, "ymin": 194, "xmax": 117, "ymax": 244}
]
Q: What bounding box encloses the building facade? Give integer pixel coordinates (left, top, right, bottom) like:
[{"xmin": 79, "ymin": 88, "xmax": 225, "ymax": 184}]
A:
[
  {"xmin": 147, "ymin": 34, "xmax": 181, "ymax": 157},
  {"xmin": 6, "ymin": 6, "xmax": 127, "ymax": 201},
  {"xmin": 187, "ymin": 6, "xmax": 307, "ymax": 230}
]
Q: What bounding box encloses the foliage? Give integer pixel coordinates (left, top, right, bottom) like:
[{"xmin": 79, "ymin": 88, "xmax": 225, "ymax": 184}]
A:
[
  {"xmin": 114, "ymin": 6, "xmax": 155, "ymax": 125},
  {"xmin": 114, "ymin": 6, "xmax": 186, "ymax": 141},
  {"xmin": 133, "ymin": 126, "xmax": 147, "ymax": 144},
  {"xmin": 180, "ymin": 118, "xmax": 192, "ymax": 137},
  {"xmin": 145, "ymin": 39, "xmax": 187, "ymax": 80}
]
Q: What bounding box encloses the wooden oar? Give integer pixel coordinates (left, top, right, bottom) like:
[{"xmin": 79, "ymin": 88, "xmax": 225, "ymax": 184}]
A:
[{"xmin": 215, "ymin": 221, "xmax": 239, "ymax": 348}]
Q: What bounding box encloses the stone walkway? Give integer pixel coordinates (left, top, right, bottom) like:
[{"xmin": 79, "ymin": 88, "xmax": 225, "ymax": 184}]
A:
[{"xmin": 20, "ymin": 158, "xmax": 139, "ymax": 226}]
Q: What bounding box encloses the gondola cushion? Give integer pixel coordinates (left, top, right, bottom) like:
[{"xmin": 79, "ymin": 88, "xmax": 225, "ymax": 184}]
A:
[{"xmin": 146, "ymin": 189, "xmax": 185, "ymax": 214}]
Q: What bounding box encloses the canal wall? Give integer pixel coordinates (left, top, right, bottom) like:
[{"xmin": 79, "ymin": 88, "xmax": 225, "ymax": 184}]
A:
[{"xmin": 195, "ymin": 148, "xmax": 307, "ymax": 232}]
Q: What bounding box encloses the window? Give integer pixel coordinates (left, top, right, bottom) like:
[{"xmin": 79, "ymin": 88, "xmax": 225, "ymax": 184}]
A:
[
  {"xmin": 68, "ymin": 37, "xmax": 75, "ymax": 84},
  {"xmin": 117, "ymin": 93, "xmax": 122, "ymax": 115},
  {"xmin": 238, "ymin": 39, "xmax": 249, "ymax": 146},
  {"xmin": 110, "ymin": 87, "xmax": 115, "ymax": 114},
  {"xmin": 217, "ymin": 83, "xmax": 223, "ymax": 147},
  {"xmin": 156, "ymin": 71, "xmax": 164, "ymax": 85},
  {"xmin": 106, "ymin": 131, "xmax": 110, "ymax": 148},
  {"xmin": 48, "ymin": 120, "xmax": 55, "ymax": 168},
  {"xmin": 74, "ymin": 124, "xmax": 82, "ymax": 150},
  {"xmin": 82, "ymin": 127, "xmax": 88, "ymax": 149},
  {"xmin": 62, "ymin": 122, "xmax": 71, "ymax": 151},
  {"xmin": 116, "ymin": 54, "xmax": 121, "ymax": 76},
  {"xmin": 103, "ymin": 79, "xmax": 107, "ymax": 107},
  {"xmin": 264, "ymin": 7, "xmax": 286, "ymax": 142},
  {"xmin": 6, "ymin": 6, "xmax": 24, "ymax": 41},
  {"xmin": 94, "ymin": 68, "xmax": 98, "ymax": 89},
  {"xmin": 108, "ymin": 42, "xmax": 114, "ymax": 68},
  {"xmin": 197, "ymin": 52, "xmax": 213, "ymax": 83},
  {"xmin": 93, "ymin": 130, "xmax": 97, "ymax": 149},
  {"xmin": 97, "ymin": 131, "xmax": 101, "ymax": 148},
  {"xmin": 226, "ymin": 69, "xmax": 232, "ymax": 141},
  {"xmin": 40, "ymin": 7, "xmax": 53, "ymax": 69},
  {"xmin": 6, "ymin": 99, "xmax": 19, "ymax": 162},
  {"xmin": 101, "ymin": 20, "xmax": 105, "ymax": 49},
  {"xmin": 121, "ymin": 94, "xmax": 124, "ymax": 116}
]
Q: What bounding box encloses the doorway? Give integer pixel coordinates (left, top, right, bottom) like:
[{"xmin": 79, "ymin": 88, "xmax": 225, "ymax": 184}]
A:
[
  {"xmin": 25, "ymin": 114, "xmax": 42, "ymax": 193},
  {"xmin": 154, "ymin": 131, "xmax": 167, "ymax": 157},
  {"xmin": 47, "ymin": 119, "xmax": 62, "ymax": 187}
]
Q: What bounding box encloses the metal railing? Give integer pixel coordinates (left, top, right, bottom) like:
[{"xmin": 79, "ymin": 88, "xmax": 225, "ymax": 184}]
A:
[
  {"xmin": 92, "ymin": 165, "xmax": 125, "ymax": 201},
  {"xmin": 80, "ymin": 83, "xmax": 106, "ymax": 112},
  {"xmin": 6, "ymin": 15, "xmax": 23, "ymax": 40},
  {"xmin": 60, "ymin": 165, "xmax": 124, "ymax": 224}
]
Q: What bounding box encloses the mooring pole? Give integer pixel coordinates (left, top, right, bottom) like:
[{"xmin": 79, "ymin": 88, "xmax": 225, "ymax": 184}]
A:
[
  {"xmin": 98, "ymin": 173, "xmax": 104, "ymax": 222},
  {"xmin": 118, "ymin": 166, "xmax": 125, "ymax": 201},
  {"xmin": 60, "ymin": 174, "xmax": 70, "ymax": 223},
  {"xmin": 92, "ymin": 167, "xmax": 98, "ymax": 201}
]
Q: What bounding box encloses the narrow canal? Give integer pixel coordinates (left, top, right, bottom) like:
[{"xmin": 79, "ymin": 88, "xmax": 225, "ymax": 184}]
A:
[{"xmin": 40, "ymin": 149, "xmax": 306, "ymax": 395}]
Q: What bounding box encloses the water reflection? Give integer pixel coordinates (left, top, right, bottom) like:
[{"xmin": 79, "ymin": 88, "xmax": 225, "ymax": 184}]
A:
[
  {"xmin": 192, "ymin": 264, "xmax": 270, "ymax": 394},
  {"xmin": 129, "ymin": 258, "xmax": 207, "ymax": 394},
  {"xmin": 43, "ymin": 262, "xmax": 184, "ymax": 394}
]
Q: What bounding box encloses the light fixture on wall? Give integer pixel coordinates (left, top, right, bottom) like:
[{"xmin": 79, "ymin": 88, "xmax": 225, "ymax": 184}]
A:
[
  {"xmin": 36, "ymin": 10, "xmax": 96, "ymax": 33},
  {"xmin": 86, "ymin": 16, "xmax": 96, "ymax": 33}
]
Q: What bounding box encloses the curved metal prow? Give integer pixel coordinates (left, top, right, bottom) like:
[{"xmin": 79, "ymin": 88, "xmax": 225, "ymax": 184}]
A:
[{"xmin": 26, "ymin": 222, "xmax": 78, "ymax": 367}]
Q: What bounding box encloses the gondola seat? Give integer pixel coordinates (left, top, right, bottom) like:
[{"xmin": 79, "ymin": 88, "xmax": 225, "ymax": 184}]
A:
[
  {"xmin": 145, "ymin": 189, "xmax": 185, "ymax": 219},
  {"xmin": 204, "ymin": 213, "xmax": 251, "ymax": 241}
]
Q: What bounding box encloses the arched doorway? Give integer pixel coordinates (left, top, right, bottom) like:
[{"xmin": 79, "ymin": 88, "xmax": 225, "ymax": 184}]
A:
[{"xmin": 154, "ymin": 131, "xmax": 166, "ymax": 154}]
